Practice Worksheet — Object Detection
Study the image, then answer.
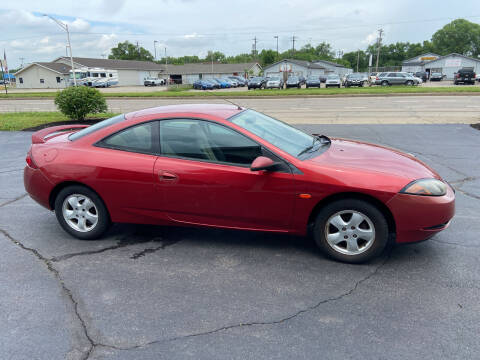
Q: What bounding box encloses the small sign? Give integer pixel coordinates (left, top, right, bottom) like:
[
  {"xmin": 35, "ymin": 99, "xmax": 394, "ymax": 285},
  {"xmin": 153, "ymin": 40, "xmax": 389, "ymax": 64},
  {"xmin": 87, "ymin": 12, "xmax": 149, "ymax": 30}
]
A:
[{"xmin": 445, "ymin": 59, "xmax": 462, "ymax": 67}]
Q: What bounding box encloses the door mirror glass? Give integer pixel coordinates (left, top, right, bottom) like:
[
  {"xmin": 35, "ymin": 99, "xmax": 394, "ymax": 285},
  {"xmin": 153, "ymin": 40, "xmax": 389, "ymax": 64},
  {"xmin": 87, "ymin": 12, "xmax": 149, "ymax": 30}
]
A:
[{"xmin": 250, "ymin": 156, "xmax": 276, "ymax": 171}]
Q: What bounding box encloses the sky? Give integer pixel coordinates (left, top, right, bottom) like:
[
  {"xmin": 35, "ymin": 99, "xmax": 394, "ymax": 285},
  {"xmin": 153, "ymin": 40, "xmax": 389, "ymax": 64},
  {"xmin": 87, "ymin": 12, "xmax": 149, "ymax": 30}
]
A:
[{"xmin": 1, "ymin": 0, "xmax": 480, "ymax": 69}]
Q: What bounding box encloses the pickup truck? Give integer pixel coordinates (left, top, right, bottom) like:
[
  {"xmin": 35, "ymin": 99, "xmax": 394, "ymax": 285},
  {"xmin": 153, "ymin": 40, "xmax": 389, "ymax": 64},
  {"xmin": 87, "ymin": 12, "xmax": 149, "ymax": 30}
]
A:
[
  {"xmin": 144, "ymin": 77, "xmax": 165, "ymax": 86},
  {"xmin": 454, "ymin": 68, "xmax": 476, "ymax": 85}
]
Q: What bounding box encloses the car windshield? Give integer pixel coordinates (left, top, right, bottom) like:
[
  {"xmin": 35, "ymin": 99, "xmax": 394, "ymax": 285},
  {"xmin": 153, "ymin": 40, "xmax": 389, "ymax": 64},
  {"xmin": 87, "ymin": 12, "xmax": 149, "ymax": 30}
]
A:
[
  {"xmin": 347, "ymin": 74, "xmax": 362, "ymax": 79},
  {"xmin": 288, "ymin": 77, "xmax": 298, "ymax": 81},
  {"xmin": 251, "ymin": 77, "xmax": 262, "ymax": 81},
  {"xmin": 269, "ymin": 77, "xmax": 280, "ymax": 81},
  {"xmin": 432, "ymin": 73, "xmax": 441, "ymax": 76},
  {"xmin": 307, "ymin": 77, "xmax": 318, "ymax": 80},
  {"xmin": 69, "ymin": 114, "xmax": 125, "ymax": 141},
  {"xmin": 327, "ymin": 75, "xmax": 339, "ymax": 79},
  {"xmin": 229, "ymin": 109, "xmax": 324, "ymax": 157}
]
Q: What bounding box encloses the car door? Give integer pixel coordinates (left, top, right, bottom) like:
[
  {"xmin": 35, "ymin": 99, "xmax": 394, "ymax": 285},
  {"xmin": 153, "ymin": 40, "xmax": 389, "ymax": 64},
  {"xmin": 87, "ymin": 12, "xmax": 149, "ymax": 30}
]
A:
[
  {"xmin": 93, "ymin": 121, "xmax": 159, "ymax": 221},
  {"xmin": 154, "ymin": 118, "xmax": 297, "ymax": 231}
]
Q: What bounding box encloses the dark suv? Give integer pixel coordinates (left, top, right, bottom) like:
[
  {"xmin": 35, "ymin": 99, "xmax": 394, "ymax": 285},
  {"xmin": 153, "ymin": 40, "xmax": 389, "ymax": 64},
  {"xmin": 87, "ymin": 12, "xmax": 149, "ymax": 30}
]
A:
[
  {"xmin": 415, "ymin": 71, "xmax": 428, "ymax": 82},
  {"xmin": 454, "ymin": 68, "xmax": 476, "ymax": 85}
]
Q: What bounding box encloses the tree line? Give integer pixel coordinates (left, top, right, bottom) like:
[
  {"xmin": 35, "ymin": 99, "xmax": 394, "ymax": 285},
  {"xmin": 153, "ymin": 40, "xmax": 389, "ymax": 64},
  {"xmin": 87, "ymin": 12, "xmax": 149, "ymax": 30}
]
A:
[{"xmin": 108, "ymin": 19, "xmax": 480, "ymax": 72}]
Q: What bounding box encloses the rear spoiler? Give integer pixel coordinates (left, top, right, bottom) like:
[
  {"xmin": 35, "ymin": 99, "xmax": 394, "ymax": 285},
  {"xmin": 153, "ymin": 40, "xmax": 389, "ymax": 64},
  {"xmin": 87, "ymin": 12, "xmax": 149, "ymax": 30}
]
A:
[{"xmin": 32, "ymin": 124, "xmax": 90, "ymax": 144}]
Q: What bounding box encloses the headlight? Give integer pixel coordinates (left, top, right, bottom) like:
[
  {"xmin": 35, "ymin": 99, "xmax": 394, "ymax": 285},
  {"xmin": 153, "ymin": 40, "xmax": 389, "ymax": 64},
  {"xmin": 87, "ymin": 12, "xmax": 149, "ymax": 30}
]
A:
[{"xmin": 400, "ymin": 178, "xmax": 447, "ymax": 196}]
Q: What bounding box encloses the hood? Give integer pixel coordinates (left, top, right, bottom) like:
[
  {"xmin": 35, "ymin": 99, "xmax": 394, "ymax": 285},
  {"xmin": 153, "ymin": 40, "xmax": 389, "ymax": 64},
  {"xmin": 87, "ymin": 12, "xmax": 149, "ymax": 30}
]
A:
[{"xmin": 306, "ymin": 138, "xmax": 440, "ymax": 181}]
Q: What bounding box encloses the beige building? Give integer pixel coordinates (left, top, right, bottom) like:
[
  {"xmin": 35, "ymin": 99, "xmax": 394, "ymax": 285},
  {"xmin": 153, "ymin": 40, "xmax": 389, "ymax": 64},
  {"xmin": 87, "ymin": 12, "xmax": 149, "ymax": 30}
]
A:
[{"xmin": 15, "ymin": 62, "xmax": 71, "ymax": 89}]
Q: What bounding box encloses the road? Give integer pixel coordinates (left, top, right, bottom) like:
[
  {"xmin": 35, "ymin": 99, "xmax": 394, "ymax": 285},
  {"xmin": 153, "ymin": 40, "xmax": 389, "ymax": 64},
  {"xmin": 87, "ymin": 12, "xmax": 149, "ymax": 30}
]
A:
[
  {"xmin": 1, "ymin": 95, "xmax": 480, "ymax": 124},
  {"xmin": 1, "ymin": 124, "xmax": 479, "ymax": 359}
]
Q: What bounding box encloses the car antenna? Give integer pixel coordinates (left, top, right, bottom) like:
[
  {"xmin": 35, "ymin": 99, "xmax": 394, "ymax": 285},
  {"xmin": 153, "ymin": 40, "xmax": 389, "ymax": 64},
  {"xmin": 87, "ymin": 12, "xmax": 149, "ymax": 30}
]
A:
[{"xmin": 206, "ymin": 89, "xmax": 243, "ymax": 110}]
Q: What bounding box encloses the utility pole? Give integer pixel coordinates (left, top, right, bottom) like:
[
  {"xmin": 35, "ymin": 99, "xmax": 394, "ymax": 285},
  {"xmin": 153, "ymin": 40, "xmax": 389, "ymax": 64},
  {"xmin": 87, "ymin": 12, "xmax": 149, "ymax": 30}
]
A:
[
  {"xmin": 154, "ymin": 40, "xmax": 158, "ymax": 60},
  {"xmin": 136, "ymin": 41, "xmax": 140, "ymax": 57},
  {"xmin": 252, "ymin": 36, "xmax": 257, "ymax": 58},
  {"xmin": 165, "ymin": 47, "xmax": 167, "ymax": 69},
  {"xmin": 211, "ymin": 50, "xmax": 214, "ymax": 73},
  {"xmin": 19, "ymin": 57, "xmax": 25, "ymax": 68},
  {"xmin": 357, "ymin": 49, "xmax": 360, "ymax": 72},
  {"xmin": 375, "ymin": 28, "xmax": 384, "ymax": 73},
  {"xmin": 43, "ymin": 14, "xmax": 76, "ymax": 86},
  {"xmin": 292, "ymin": 35, "xmax": 296, "ymax": 53},
  {"xmin": 274, "ymin": 36, "xmax": 279, "ymax": 57}
]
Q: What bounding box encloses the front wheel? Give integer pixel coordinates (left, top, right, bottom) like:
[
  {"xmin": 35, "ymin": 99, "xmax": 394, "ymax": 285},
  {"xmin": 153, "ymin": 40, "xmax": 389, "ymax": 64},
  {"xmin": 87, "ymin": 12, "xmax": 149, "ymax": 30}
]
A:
[
  {"xmin": 381, "ymin": 81, "xmax": 389, "ymax": 86},
  {"xmin": 54, "ymin": 185, "xmax": 111, "ymax": 240},
  {"xmin": 313, "ymin": 199, "xmax": 389, "ymax": 263},
  {"xmin": 406, "ymin": 80, "xmax": 414, "ymax": 86}
]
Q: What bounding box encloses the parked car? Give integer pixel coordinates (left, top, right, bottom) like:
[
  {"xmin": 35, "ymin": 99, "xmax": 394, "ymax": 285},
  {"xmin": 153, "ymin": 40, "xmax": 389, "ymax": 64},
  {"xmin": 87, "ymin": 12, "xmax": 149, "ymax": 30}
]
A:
[
  {"xmin": 454, "ymin": 68, "xmax": 476, "ymax": 85},
  {"xmin": 415, "ymin": 71, "xmax": 428, "ymax": 82},
  {"xmin": 305, "ymin": 76, "xmax": 321, "ymax": 88},
  {"xmin": 212, "ymin": 78, "xmax": 231, "ymax": 88},
  {"xmin": 204, "ymin": 79, "xmax": 220, "ymax": 89},
  {"xmin": 193, "ymin": 80, "xmax": 214, "ymax": 90},
  {"xmin": 144, "ymin": 77, "xmax": 164, "ymax": 86},
  {"xmin": 265, "ymin": 76, "xmax": 284, "ymax": 89},
  {"xmin": 286, "ymin": 76, "xmax": 301, "ymax": 88},
  {"xmin": 298, "ymin": 76, "xmax": 306, "ymax": 86},
  {"xmin": 222, "ymin": 78, "xmax": 237, "ymax": 87},
  {"xmin": 229, "ymin": 76, "xmax": 247, "ymax": 86},
  {"xmin": 24, "ymin": 105, "xmax": 455, "ymax": 263},
  {"xmin": 375, "ymin": 72, "xmax": 420, "ymax": 86},
  {"xmin": 319, "ymin": 75, "xmax": 327, "ymax": 83},
  {"xmin": 325, "ymin": 74, "xmax": 341, "ymax": 88},
  {"xmin": 430, "ymin": 72, "xmax": 444, "ymax": 81},
  {"xmin": 247, "ymin": 76, "xmax": 266, "ymax": 89},
  {"xmin": 344, "ymin": 73, "xmax": 366, "ymax": 87},
  {"xmin": 476, "ymin": 73, "xmax": 480, "ymax": 82}
]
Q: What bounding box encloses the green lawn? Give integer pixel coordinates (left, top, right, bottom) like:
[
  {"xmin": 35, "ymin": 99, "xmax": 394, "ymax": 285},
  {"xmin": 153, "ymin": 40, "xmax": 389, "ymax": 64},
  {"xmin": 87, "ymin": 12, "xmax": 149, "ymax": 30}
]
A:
[
  {"xmin": 1, "ymin": 85, "xmax": 480, "ymax": 99},
  {"xmin": 0, "ymin": 112, "xmax": 117, "ymax": 131}
]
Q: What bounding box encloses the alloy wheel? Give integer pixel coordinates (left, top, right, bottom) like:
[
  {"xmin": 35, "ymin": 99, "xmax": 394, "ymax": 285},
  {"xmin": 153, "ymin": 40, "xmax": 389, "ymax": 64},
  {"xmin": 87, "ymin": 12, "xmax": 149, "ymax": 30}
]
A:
[{"xmin": 62, "ymin": 194, "xmax": 98, "ymax": 232}]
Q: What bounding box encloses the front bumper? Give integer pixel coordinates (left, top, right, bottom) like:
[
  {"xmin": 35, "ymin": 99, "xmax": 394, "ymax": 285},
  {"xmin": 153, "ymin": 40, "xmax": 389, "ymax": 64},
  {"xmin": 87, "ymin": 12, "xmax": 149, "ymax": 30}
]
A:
[{"xmin": 387, "ymin": 185, "xmax": 455, "ymax": 243}]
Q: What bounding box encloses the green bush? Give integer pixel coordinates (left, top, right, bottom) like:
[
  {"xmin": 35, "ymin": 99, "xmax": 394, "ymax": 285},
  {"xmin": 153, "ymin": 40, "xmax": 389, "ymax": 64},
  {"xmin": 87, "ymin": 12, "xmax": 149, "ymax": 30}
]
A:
[{"xmin": 54, "ymin": 86, "xmax": 108, "ymax": 120}]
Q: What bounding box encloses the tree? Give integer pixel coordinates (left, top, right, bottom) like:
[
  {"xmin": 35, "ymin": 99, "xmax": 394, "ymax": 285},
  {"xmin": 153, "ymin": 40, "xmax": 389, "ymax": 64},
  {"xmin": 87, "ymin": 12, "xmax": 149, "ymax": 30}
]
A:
[
  {"xmin": 206, "ymin": 51, "xmax": 226, "ymax": 63},
  {"xmin": 342, "ymin": 50, "xmax": 369, "ymax": 71},
  {"xmin": 432, "ymin": 19, "xmax": 480, "ymax": 57},
  {"xmin": 109, "ymin": 41, "xmax": 154, "ymax": 61},
  {"xmin": 259, "ymin": 49, "xmax": 277, "ymax": 67}
]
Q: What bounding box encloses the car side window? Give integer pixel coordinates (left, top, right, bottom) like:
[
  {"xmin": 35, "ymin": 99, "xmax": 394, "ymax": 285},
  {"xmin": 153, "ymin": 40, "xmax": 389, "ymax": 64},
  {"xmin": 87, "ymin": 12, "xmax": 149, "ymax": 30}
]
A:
[
  {"xmin": 99, "ymin": 121, "xmax": 158, "ymax": 155},
  {"xmin": 159, "ymin": 119, "xmax": 263, "ymax": 166}
]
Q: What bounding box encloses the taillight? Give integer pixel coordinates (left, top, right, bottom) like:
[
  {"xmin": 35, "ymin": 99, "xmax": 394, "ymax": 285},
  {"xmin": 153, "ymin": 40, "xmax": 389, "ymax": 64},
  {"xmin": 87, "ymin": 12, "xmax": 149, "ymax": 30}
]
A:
[
  {"xmin": 376, "ymin": 76, "xmax": 379, "ymax": 80},
  {"xmin": 26, "ymin": 150, "xmax": 38, "ymax": 169}
]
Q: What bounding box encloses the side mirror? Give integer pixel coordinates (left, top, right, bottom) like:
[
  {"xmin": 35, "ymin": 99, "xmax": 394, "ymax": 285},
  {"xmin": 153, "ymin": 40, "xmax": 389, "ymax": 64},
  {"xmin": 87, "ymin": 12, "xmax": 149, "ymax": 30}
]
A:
[{"xmin": 250, "ymin": 156, "xmax": 277, "ymax": 172}]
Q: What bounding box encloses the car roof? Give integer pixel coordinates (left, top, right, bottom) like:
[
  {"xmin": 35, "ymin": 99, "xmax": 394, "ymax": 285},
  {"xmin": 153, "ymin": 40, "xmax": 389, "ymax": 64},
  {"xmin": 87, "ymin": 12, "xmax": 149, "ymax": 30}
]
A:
[{"xmin": 125, "ymin": 104, "xmax": 244, "ymax": 120}]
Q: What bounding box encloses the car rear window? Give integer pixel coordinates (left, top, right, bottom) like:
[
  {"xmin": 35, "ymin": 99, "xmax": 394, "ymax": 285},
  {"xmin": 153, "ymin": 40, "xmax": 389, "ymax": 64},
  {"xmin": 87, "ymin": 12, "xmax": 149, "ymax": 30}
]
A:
[{"xmin": 69, "ymin": 114, "xmax": 125, "ymax": 141}]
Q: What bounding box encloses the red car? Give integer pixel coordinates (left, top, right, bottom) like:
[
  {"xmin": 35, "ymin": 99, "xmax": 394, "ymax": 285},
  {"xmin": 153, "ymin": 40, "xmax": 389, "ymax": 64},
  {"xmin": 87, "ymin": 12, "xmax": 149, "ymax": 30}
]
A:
[{"xmin": 24, "ymin": 104, "xmax": 455, "ymax": 263}]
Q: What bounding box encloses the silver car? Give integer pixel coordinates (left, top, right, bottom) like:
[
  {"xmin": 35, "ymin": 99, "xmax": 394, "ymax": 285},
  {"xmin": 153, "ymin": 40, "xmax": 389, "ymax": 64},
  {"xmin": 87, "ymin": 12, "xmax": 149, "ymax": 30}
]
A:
[
  {"xmin": 375, "ymin": 72, "xmax": 420, "ymax": 86},
  {"xmin": 265, "ymin": 76, "xmax": 284, "ymax": 89},
  {"xmin": 325, "ymin": 74, "xmax": 341, "ymax": 88}
]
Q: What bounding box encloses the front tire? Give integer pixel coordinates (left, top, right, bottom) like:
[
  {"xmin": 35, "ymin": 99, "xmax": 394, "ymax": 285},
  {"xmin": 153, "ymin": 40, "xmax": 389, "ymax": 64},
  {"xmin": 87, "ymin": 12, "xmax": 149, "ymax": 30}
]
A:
[
  {"xmin": 313, "ymin": 199, "xmax": 389, "ymax": 263},
  {"xmin": 54, "ymin": 185, "xmax": 111, "ymax": 240},
  {"xmin": 381, "ymin": 81, "xmax": 389, "ymax": 86}
]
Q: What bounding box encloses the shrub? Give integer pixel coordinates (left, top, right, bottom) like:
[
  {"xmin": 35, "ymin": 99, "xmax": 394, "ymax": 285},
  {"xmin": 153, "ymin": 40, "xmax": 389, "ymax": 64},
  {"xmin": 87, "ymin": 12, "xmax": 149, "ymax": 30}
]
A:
[{"xmin": 54, "ymin": 86, "xmax": 108, "ymax": 120}]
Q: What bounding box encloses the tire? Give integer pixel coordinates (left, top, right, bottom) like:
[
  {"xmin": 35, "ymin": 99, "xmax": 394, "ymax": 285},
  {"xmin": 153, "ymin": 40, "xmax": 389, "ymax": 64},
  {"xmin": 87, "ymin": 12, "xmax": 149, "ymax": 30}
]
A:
[
  {"xmin": 338, "ymin": 85, "xmax": 341, "ymax": 88},
  {"xmin": 54, "ymin": 185, "xmax": 111, "ymax": 240},
  {"xmin": 406, "ymin": 80, "xmax": 414, "ymax": 86},
  {"xmin": 312, "ymin": 199, "xmax": 389, "ymax": 263},
  {"xmin": 381, "ymin": 81, "xmax": 389, "ymax": 86}
]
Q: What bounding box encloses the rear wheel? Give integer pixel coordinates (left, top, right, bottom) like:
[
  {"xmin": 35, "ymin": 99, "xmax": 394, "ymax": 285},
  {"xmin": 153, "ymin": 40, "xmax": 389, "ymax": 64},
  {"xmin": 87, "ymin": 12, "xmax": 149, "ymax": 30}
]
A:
[
  {"xmin": 313, "ymin": 199, "xmax": 389, "ymax": 263},
  {"xmin": 406, "ymin": 80, "xmax": 414, "ymax": 86},
  {"xmin": 381, "ymin": 80, "xmax": 389, "ymax": 86},
  {"xmin": 54, "ymin": 185, "xmax": 111, "ymax": 240}
]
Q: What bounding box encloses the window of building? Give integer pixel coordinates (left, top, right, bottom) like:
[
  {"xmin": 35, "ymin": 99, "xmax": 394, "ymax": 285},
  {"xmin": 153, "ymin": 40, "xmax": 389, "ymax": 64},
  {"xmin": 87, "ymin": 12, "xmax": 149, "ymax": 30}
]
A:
[
  {"xmin": 100, "ymin": 73, "xmax": 106, "ymax": 78},
  {"xmin": 109, "ymin": 73, "xmax": 113, "ymax": 77},
  {"xmin": 56, "ymin": 77, "xmax": 61, "ymax": 83},
  {"xmin": 93, "ymin": 73, "xmax": 99, "ymax": 77},
  {"xmin": 40, "ymin": 79, "xmax": 45, "ymax": 84},
  {"xmin": 19, "ymin": 78, "xmax": 23, "ymax": 84}
]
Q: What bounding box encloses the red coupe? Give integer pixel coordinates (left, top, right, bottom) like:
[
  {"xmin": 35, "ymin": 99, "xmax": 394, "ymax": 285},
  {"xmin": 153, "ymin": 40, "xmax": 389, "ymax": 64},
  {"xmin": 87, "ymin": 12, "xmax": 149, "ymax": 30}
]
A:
[{"xmin": 24, "ymin": 104, "xmax": 455, "ymax": 263}]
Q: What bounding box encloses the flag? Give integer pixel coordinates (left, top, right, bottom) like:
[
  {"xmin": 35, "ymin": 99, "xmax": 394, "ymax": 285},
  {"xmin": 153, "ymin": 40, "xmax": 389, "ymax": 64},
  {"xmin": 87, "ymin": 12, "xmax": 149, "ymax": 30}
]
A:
[{"xmin": 3, "ymin": 50, "xmax": 8, "ymax": 74}]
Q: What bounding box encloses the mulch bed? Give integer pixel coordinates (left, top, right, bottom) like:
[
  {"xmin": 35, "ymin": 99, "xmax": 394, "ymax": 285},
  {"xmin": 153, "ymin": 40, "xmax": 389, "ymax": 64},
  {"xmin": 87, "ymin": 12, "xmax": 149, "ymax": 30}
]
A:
[
  {"xmin": 471, "ymin": 123, "xmax": 480, "ymax": 131},
  {"xmin": 22, "ymin": 118, "xmax": 106, "ymax": 131}
]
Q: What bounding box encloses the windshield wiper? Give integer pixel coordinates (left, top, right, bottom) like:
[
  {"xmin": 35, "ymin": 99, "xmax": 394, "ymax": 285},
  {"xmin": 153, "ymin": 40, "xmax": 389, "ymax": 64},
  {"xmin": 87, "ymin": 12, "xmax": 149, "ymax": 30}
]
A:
[{"xmin": 297, "ymin": 135, "xmax": 331, "ymax": 157}]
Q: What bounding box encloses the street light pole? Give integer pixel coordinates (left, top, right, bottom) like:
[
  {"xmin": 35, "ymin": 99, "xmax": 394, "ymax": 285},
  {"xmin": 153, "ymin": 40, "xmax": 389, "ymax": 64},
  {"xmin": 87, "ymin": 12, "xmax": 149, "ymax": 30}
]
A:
[
  {"xmin": 44, "ymin": 14, "xmax": 76, "ymax": 86},
  {"xmin": 154, "ymin": 40, "xmax": 158, "ymax": 60},
  {"xmin": 274, "ymin": 36, "xmax": 279, "ymax": 57}
]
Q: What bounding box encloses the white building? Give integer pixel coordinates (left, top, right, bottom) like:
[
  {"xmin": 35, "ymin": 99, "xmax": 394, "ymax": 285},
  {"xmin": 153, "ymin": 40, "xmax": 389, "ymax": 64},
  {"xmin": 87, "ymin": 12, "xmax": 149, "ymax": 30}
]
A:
[
  {"xmin": 402, "ymin": 53, "xmax": 480, "ymax": 79},
  {"xmin": 263, "ymin": 59, "xmax": 352, "ymax": 81},
  {"xmin": 165, "ymin": 62, "xmax": 262, "ymax": 84},
  {"xmin": 15, "ymin": 62, "xmax": 71, "ymax": 89}
]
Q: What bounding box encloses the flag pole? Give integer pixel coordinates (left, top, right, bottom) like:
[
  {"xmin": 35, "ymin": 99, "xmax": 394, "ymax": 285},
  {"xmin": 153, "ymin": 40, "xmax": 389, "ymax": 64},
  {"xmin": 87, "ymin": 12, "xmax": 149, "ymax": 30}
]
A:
[{"xmin": 0, "ymin": 59, "xmax": 7, "ymax": 95}]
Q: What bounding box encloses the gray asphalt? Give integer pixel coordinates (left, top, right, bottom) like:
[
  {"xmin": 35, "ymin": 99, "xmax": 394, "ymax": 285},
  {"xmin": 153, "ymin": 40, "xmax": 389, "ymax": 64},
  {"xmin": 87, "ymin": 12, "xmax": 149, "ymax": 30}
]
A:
[
  {"xmin": 0, "ymin": 124, "xmax": 479, "ymax": 360},
  {"xmin": 2, "ymin": 95, "xmax": 480, "ymax": 124}
]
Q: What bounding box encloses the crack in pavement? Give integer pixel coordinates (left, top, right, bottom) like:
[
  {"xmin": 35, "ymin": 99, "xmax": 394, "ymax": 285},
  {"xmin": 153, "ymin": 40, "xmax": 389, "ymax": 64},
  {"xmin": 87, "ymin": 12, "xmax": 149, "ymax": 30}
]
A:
[
  {"xmin": 431, "ymin": 238, "xmax": 480, "ymax": 249},
  {"xmin": 0, "ymin": 228, "xmax": 95, "ymax": 360},
  {"xmin": 454, "ymin": 187, "xmax": 480, "ymax": 201},
  {"xmin": 99, "ymin": 250, "xmax": 392, "ymax": 352},
  {"xmin": 0, "ymin": 193, "xmax": 28, "ymax": 208},
  {"xmin": 51, "ymin": 234, "xmax": 180, "ymax": 262}
]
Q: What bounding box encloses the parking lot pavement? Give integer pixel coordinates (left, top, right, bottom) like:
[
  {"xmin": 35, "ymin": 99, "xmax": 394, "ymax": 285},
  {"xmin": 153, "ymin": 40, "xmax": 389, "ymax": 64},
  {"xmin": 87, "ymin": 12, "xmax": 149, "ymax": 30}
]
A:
[{"xmin": 0, "ymin": 124, "xmax": 479, "ymax": 360}]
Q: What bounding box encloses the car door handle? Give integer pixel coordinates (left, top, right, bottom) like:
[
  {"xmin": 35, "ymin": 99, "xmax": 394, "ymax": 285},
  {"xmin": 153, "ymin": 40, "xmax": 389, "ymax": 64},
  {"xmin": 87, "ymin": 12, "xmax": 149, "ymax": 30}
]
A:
[{"xmin": 159, "ymin": 171, "xmax": 178, "ymax": 182}]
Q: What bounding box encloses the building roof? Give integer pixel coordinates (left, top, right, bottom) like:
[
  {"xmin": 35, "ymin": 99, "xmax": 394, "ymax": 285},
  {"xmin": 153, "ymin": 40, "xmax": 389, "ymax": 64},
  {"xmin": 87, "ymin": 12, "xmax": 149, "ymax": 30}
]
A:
[
  {"xmin": 425, "ymin": 52, "xmax": 480, "ymax": 64},
  {"xmin": 402, "ymin": 53, "xmax": 441, "ymax": 65},
  {"xmin": 53, "ymin": 57, "xmax": 165, "ymax": 71},
  {"xmin": 263, "ymin": 59, "xmax": 326, "ymax": 70},
  {"xmin": 164, "ymin": 62, "xmax": 260, "ymax": 75},
  {"xmin": 14, "ymin": 62, "xmax": 73, "ymax": 75},
  {"xmin": 313, "ymin": 59, "xmax": 349, "ymax": 69}
]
